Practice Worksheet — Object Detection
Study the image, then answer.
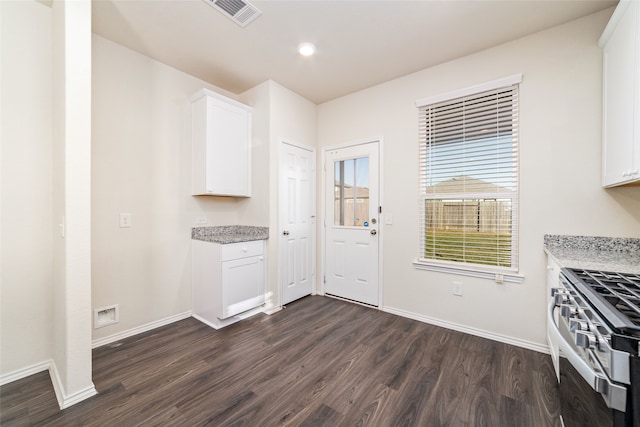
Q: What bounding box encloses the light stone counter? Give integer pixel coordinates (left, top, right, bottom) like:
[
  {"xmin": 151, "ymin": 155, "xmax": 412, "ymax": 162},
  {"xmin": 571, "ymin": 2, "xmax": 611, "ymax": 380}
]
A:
[
  {"xmin": 192, "ymin": 225, "xmax": 269, "ymax": 244},
  {"xmin": 544, "ymin": 235, "xmax": 640, "ymax": 274}
]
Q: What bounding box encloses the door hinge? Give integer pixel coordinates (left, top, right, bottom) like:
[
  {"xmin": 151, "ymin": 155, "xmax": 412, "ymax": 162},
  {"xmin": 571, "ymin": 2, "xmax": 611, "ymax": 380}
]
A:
[
  {"xmin": 323, "ymin": 275, "xmax": 326, "ymax": 284},
  {"xmin": 379, "ymin": 206, "xmax": 382, "ymax": 214}
]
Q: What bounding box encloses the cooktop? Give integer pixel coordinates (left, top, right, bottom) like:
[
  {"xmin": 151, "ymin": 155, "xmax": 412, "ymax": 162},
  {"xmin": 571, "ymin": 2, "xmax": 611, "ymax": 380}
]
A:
[{"xmin": 563, "ymin": 268, "xmax": 640, "ymax": 336}]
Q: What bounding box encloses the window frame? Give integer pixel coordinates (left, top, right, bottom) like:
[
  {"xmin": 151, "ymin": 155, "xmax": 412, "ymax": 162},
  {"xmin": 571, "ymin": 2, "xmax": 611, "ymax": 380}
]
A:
[{"xmin": 413, "ymin": 75, "xmax": 524, "ymax": 283}]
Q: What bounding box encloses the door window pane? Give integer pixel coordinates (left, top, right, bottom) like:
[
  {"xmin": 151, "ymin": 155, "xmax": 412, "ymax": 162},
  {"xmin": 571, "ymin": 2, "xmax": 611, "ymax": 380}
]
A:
[{"xmin": 334, "ymin": 157, "xmax": 369, "ymax": 226}]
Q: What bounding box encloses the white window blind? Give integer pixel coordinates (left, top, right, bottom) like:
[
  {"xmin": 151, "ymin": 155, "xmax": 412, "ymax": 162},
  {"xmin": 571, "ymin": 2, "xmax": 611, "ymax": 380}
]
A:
[{"xmin": 418, "ymin": 80, "xmax": 519, "ymax": 271}]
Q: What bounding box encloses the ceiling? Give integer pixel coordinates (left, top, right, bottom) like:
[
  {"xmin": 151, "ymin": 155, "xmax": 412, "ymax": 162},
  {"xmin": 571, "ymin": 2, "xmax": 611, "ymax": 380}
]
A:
[{"xmin": 92, "ymin": 0, "xmax": 617, "ymax": 104}]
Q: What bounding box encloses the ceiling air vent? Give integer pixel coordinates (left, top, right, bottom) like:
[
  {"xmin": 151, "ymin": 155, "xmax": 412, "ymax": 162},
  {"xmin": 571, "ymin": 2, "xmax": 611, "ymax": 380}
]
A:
[{"xmin": 203, "ymin": 0, "xmax": 262, "ymax": 27}]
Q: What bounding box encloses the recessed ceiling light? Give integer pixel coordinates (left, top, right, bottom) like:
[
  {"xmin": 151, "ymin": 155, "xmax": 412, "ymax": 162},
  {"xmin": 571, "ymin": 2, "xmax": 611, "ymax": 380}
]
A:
[{"xmin": 298, "ymin": 43, "xmax": 316, "ymax": 57}]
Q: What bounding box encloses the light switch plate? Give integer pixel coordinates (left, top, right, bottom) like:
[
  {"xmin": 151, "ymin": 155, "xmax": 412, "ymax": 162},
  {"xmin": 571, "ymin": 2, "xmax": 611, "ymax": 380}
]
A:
[
  {"xmin": 119, "ymin": 213, "xmax": 132, "ymax": 228},
  {"xmin": 453, "ymin": 281, "xmax": 463, "ymax": 296}
]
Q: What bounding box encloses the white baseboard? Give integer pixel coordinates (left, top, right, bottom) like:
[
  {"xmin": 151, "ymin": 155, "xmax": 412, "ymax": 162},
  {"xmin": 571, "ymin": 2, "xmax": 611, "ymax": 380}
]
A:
[
  {"xmin": 49, "ymin": 360, "xmax": 97, "ymax": 409},
  {"xmin": 0, "ymin": 360, "xmax": 50, "ymax": 386},
  {"xmin": 0, "ymin": 360, "xmax": 96, "ymax": 409},
  {"xmin": 192, "ymin": 307, "xmax": 258, "ymax": 329},
  {"xmin": 92, "ymin": 311, "xmax": 192, "ymax": 349},
  {"xmin": 263, "ymin": 306, "xmax": 282, "ymax": 315},
  {"xmin": 49, "ymin": 360, "xmax": 64, "ymax": 408},
  {"xmin": 382, "ymin": 306, "xmax": 549, "ymax": 354}
]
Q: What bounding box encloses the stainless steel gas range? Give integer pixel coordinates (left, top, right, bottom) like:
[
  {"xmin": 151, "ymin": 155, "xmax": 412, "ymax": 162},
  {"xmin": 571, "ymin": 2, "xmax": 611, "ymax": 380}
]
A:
[{"xmin": 548, "ymin": 267, "xmax": 640, "ymax": 427}]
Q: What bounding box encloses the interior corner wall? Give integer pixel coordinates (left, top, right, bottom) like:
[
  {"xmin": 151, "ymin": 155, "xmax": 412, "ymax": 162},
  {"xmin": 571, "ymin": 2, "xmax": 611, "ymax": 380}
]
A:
[
  {"xmin": 91, "ymin": 35, "xmax": 240, "ymax": 342},
  {"xmin": 237, "ymin": 82, "xmax": 273, "ymax": 305},
  {"xmin": 317, "ymin": 9, "xmax": 640, "ymax": 348},
  {"xmin": 238, "ymin": 81, "xmax": 271, "ymax": 228},
  {"xmin": 0, "ymin": 0, "xmax": 53, "ymax": 378},
  {"xmin": 238, "ymin": 80, "xmax": 317, "ymax": 309}
]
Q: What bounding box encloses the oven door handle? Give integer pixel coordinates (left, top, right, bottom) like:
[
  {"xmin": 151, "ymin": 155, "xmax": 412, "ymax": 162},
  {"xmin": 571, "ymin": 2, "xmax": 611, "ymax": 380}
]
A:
[{"xmin": 547, "ymin": 300, "xmax": 627, "ymax": 412}]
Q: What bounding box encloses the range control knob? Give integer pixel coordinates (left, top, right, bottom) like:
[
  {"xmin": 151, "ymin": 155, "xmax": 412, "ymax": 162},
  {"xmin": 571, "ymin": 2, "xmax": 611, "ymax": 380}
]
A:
[
  {"xmin": 554, "ymin": 292, "xmax": 568, "ymax": 306},
  {"xmin": 575, "ymin": 330, "xmax": 598, "ymax": 350},
  {"xmin": 560, "ymin": 304, "xmax": 577, "ymax": 318},
  {"xmin": 569, "ymin": 318, "xmax": 589, "ymax": 332}
]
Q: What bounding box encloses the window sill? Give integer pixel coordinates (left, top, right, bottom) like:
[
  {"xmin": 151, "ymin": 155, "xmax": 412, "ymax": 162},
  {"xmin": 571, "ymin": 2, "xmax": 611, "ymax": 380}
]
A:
[{"xmin": 413, "ymin": 260, "xmax": 525, "ymax": 283}]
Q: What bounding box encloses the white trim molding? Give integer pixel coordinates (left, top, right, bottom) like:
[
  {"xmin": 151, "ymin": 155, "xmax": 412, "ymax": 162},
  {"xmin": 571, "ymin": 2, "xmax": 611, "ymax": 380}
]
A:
[
  {"xmin": 0, "ymin": 360, "xmax": 97, "ymax": 409},
  {"xmin": 263, "ymin": 306, "xmax": 283, "ymax": 315},
  {"xmin": 91, "ymin": 311, "xmax": 192, "ymax": 349},
  {"xmin": 413, "ymin": 260, "xmax": 525, "ymax": 283},
  {"xmin": 382, "ymin": 305, "xmax": 549, "ymax": 354},
  {"xmin": 416, "ymin": 73, "xmax": 523, "ymax": 107},
  {"xmin": 49, "ymin": 360, "xmax": 97, "ymax": 409},
  {"xmin": 0, "ymin": 360, "xmax": 51, "ymax": 386}
]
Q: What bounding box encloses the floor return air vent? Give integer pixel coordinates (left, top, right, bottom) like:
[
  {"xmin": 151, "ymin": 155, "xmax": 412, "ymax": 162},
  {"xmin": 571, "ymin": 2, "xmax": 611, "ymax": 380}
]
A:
[{"xmin": 203, "ymin": 0, "xmax": 262, "ymax": 27}]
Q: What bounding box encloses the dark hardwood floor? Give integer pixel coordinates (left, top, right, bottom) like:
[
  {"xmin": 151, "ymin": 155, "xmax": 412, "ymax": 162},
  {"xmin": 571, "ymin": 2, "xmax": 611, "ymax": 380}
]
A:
[{"xmin": 1, "ymin": 296, "xmax": 560, "ymax": 426}]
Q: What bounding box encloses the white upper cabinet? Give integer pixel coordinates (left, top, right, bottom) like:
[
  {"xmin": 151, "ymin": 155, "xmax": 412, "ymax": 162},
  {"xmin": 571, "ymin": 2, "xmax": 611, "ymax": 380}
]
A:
[
  {"xmin": 191, "ymin": 89, "xmax": 252, "ymax": 197},
  {"xmin": 600, "ymin": 1, "xmax": 640, "ymax": 187}
]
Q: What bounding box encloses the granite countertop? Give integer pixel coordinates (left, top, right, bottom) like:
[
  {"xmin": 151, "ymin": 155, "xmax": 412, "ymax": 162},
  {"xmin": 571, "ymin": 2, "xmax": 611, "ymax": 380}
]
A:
[
  {"xmin": 192, "ymin": 225, "xmax": 269, "ymax": 244},
  {"xmin": 544, "ymin": 235, "xmax": 640, "ymax": 274}
]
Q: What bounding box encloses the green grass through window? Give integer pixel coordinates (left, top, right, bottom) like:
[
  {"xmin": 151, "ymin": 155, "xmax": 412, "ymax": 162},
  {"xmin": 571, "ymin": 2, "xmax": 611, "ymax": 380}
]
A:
[{"xmin": 424, "ymin": 229, "xmax": 512, "ymax": 267}]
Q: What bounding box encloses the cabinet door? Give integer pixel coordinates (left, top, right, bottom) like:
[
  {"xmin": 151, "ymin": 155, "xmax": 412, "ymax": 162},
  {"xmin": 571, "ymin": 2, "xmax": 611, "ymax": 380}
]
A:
[
  {"xmin": 602, "ymin": 1, "xmax": 640, "ymax": 187},
  {"xmin": 191, "ymin": 89, "xmax": 252, "ymax": 197},
  {"xmin": 220, "ymin": 255, "xmax": 265, "ymax": 319},
  {"xmin": 205, "ymin": 98, "xmax": 250, "ymax": 196}
]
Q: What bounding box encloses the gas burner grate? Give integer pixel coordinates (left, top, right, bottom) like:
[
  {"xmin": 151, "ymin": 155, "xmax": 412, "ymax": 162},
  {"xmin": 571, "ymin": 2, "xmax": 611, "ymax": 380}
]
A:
[{"xmin": 565, "ymin": 269, "xmax": 640, "ymax": 334}]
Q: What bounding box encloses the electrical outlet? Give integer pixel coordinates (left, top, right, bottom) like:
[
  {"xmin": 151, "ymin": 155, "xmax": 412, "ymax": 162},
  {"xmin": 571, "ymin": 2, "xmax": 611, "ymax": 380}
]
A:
[
  {"xmin": 119, "ymin": 213, "xmax": 132, "ymax": 228},
  {"xmin": 195, "ymin": 215, "xmax": 208, "ymax": 224},
  {"xmin": 453, "ymin": 281, "xmax": 463, "ymax": 296}
]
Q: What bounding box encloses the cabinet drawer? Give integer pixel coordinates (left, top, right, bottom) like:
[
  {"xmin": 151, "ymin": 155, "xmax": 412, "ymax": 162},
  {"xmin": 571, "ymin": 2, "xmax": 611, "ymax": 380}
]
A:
[{"xmin": 221, "ymin": 240, "xmax": 264, "ymax": 261}]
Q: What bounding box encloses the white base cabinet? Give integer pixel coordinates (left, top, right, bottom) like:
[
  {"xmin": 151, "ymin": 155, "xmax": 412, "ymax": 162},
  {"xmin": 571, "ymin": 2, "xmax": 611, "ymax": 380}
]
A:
[
  {"xmin": 192, "ymin": 239, "xmax": 265, "ymax": 329},
  {"xmin": 600, "ymin": 0, "xmax": 640, "ymax": 187}
]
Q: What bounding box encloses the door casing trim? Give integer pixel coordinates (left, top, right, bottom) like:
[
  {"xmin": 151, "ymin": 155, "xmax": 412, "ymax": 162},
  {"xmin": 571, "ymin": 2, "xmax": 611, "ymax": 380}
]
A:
[{"xmin": 320, "ymin": 137, "xmax": 384, "ymax": 309}]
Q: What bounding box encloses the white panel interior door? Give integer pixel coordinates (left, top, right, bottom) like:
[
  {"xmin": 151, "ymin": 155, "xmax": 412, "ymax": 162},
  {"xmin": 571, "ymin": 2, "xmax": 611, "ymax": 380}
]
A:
[
  {"xmin": 324, "ymin": 141, "xmax": 379, "ymax": 306},
  {"xmin": 280, "ymin": 142, "xmax": 316, "ymax": 305}
]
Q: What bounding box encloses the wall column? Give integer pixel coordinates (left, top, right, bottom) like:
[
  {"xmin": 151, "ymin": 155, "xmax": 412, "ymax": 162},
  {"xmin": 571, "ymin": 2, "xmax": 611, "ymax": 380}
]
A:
[{"xmin": 51, "ymin": 0, "xmax": 96, "ymax": 408}]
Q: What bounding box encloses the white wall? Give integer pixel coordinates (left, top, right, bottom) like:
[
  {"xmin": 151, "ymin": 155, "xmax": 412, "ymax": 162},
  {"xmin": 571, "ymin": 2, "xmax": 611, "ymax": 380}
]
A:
[
  {"xmin": 239, "ymin": 81, "xmax": 271, "ymax": 227},
  {"xmin": 239, "ymin": 81, "xmax": 317, "ymax": 309},
  {"xmin": 317, "ymin": 9, "xmax": 640, "ymax": 348},
  {"xmin": 0, "ymin": 0, "xmax": 53, "ymax": 377},
  {"xmin": 91, "ymin": 35, "xmax": 241, "ymax": 341}
]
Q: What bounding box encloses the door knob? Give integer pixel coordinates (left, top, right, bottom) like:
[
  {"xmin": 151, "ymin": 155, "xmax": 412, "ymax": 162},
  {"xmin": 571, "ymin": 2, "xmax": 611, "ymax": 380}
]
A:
[
  {"xmin": 283, "ymin": 230, "xmax": 290, "ymax": 236},
  {"xmin": 370, "ymin": 229, "xmax": 377, "ymax": 235}
]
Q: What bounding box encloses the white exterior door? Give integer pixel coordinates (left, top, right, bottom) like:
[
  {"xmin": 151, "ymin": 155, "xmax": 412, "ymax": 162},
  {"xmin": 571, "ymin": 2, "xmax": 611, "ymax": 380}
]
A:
[
  {"xmin": 324, "ymin": 141, "xmax": 380, "ymax": 306},
  {"xmin": 279, "ymin": 142, "xmax": 316, "ymax": 306}
]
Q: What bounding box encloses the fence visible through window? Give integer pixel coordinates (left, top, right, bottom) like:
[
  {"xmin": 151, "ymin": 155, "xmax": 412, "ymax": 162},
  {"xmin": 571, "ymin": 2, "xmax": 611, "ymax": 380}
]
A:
[
  {"xmin": 424, "ymin": 199, "xmax": 513, "ymax": 267},
  {"xmin": 417, "ymin": 75, "xmax": 521, "ymax": 270},
  {"xmin": 334, "ymin": 157, "xmax": 369, "ymax": 227}
]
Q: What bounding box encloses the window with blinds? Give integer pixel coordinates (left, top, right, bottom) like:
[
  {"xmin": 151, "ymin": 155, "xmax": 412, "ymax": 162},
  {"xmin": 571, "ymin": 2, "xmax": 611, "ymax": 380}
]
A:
[{"xmin": 417, "ymin": 76, "xmax": 520, "ymax": 270}]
